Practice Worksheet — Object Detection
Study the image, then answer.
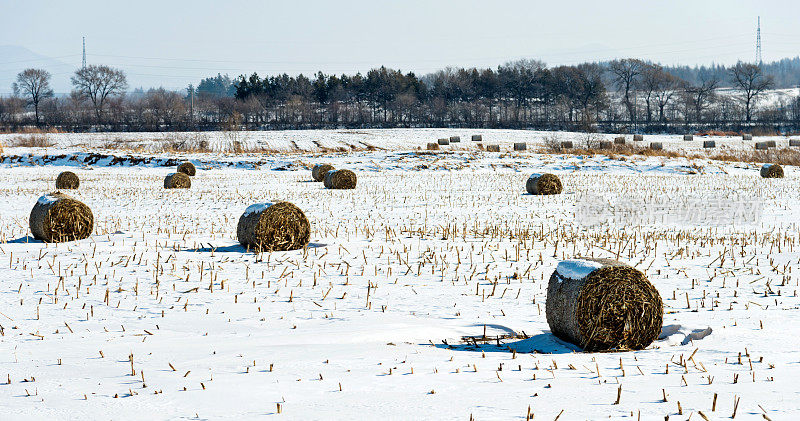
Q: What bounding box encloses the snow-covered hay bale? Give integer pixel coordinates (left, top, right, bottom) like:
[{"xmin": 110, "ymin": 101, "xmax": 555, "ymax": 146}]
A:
[
  {"xmin": 614, "ymin": 137, "xmax": 626, "ymax": 145},
  {"xmin": 324, "ymin": 169, "xmax": 357, "ymax": 189},
  {"xmin": 546, "ymin": 258, "xmax": 663, "ymax": 351},
  {"xmin": 742, "ymin": 134, "xmax": 753, "ymax": 141},
  {"xmin": 486, "ymin": 144, "xmax": 501, "ymax": 152},
  {"xmin": 650, "ymin": 142, "xmax": 663, "ymax": 151},
  {"xmin": 312, "ymin": 163, "xmax": 334, "ymax": 182},
  {"xmin": 426, "ymin": 142, "xmax": 440, "ymax": 151},
  {"xmin": 237, "ymin": 202, "xmax": 310, "ymax": 252},
  {"xmin": 177, "ymin": 162, "xmax": 196, "ymax": 176},
  {"xmin": 55, "ymin": 171, "xmax": 79, "ymax": 189},
  {"xmin": 513, "ymin": 142, "xmax": 527, "ymax": 151},
  {"xmin": 29, "ymin": 192, "xmax": 93, "ymax": 243},
  {"xmin": 526, "ymin": 173, "xmax": 562, "ymax": 195},
  {"xmin": 683, "ymin": 134, "xmax": 693, "ymax": 141},
  {"xmin": 164, "ymin": 172, "xmax": 191, "ymax": 189},
  {"xmin": 755, "ymin": 142, "xmax": 768, "ymax": 150},
  {"xmin": 598, "ymin": 141, "xmax": 612, "ymax": 150},
  {"xmin": 633, "ymin": 134, "xmax": 643, "ymax": 142},
  {"xmin": 760, "ymin": 163, "xmax": 784, "ymax": 179},
  {"xmin": 561, "ymin": 141, "xmax": 573, "ymax": 149},
  {"xmin": 449, "ymin": 136, "xmax": 461, "ymax": 143},
  {"xmin": 703, "ymin": 140, "xmax": 716, "ymax": 148},
  {"xmin": 472, "ymin": 134, "xmax": 482, "ymax": 141},
  {"xmin": 437, "ymin": 138, "xmax": 450, "ymax": 146},
  {"xmin": 790, "ymin": 139, "xmax": 800, "ymax": 147}
]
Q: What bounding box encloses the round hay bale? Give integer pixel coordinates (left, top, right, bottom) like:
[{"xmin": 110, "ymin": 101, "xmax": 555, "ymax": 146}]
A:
[
  {"xmin": 426, "ymin": 142, "xmax": 440, "ymax": 151},
  {"xmin": 755, "ymin": 142, "xmax": 768, "ymax": 150},
  {"xmin": 742, "ymin": 134, "xmax": 753, "ymax": 140},
  {"xmin": 560, "ymin": 141, "xmax": 574, "ymax": 149},
  {"xmin": 449, "ymin": 136, "xmax": 461, "ymax": 143},
  {"xmin": 633, "ymin": 134, "xmax": 644, "ymax": 142},
  {"xmin": 526, "ymin": 173, "xmax": 563, "ymax": 195},
  {"xmin": 177, "ymin": 162, "xmax": 196, "ymax": 176},
  {"xmin": 683, "ymin": 134, "xmax": 693, "ymax": 141},
  {"xmin": 55, "ymin": 171, "xmax": 80, "ymax": 189},
  {"xmin": 471, "ymin": 134, "xmax": 482, "ymax": 141},
  {"xmin": 29, "ymin": 192, "xmax": 93, "ymax": 243},
  {"xmin": 703, "ymin": 140, "xmax": 716, "ymax": 148},
  {"xmin": 650, "ymin": 142, "xmax": 663, "ymax": 151},
  {"xmin": 164, "ymin": 172, "xmax": 191, "ymax": 189},
  {"xmin": 237, "ymin": 202, "xmax": 310, "ymax": 252},
  {"xmin": 598, "ymin": 141, "xmax": 612, "ymax": 150},
  {"xmin": 546, "ymin": 258, "xmax": 663, "ymax": 351},
  {"xmin": 513, "ymin": 142, "xmax": 527, "ymax": 151},
  {"xmin": 760, "ymin": 163, "xmax": 784, "ymax": 178},
  {"xmin": 486, "ymin": 144, "xmax": 501, "ymax": 152},
  {"xmin": 790, "ymin": 139, "xmax": 800, "ymax": 147},
  {"xmin": 766, "ymin": 140, "xmax": 776, "ymax": 148},
  {"xmin": 312, "ymin": 163, "xmax": 334, "ymax": 182},
  {"xmin": 437, "ymin": 138, "xmax": 450, "ymax": 146},
  {"xmin": 614, "ymin": 136, "xmax": 626, "ymax": 145},
  {"xmin": 324, "ymin": 169, "xmax": 357, "ymax": 189}
]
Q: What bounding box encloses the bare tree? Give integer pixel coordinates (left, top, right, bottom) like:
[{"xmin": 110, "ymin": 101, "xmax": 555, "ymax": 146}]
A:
[
  {"xmin": 683, "ymin": 76, "xmax": 718, "ymax": 123},
  {"xmin": 71, "ymin": 65, "xmax": 128, "ymax": 122},
  {"xmin": 609, "ymin": 58, "xmax": 645, "ymax": 122},
  {"xmin": 729, "ymin": 62, "xmax": 774, "ymax": 122},
  {"xmin": 641, "ymin": 66, "xmax": 682, "ymax": 122},
  {"xmin": 13, "ymin": 68, "xmax": 53, "ymax": 127}
]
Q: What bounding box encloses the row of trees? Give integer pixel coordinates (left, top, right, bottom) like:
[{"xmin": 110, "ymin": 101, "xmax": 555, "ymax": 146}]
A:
[{"xmin": 2, "ymin": 58, "xmax": 797, "ymax": 133}]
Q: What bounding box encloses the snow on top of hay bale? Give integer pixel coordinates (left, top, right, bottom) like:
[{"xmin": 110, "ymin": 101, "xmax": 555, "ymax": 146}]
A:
[
  {"xmin": 244, "ymin": 202, "xmax": 274, "ymax": 216},
  {"xmin": 555, "ymin": 259, "xmax": 603, "ymax": 281}
]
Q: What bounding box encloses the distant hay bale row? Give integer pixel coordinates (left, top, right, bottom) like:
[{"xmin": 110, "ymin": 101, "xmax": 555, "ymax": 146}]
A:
[
  {"xmin": 426, "ymin": 143, "xmax": 440, "ymax": 151},
  {"xmin": 760, "ymin": 163, "xmax": 784, "ymax": 179},
  {"xmin": 526, "ymin": 173, "xmax": 562, "ymax": 195},
  {"xmin": 237, "ymin": 202, "xmax": 310, "ymax": 252},
  {"xmin": 513, "ymin": 142, "xmax": 527, "ymax": 151},
  {"xmin": 437, "ymin": 138, "xmax": 449, "ymax": 146},
  {"xmin": 324, "ymin": 169, "xmax": 357, "ymax": 189},
  {"xmin": 56, "ymin": 171, "xmax": 79, "ymax": 189},
  {"xmin": 633, "ymin": 134, "xmax": 643, "ymax": 142},
  {"xmin": 472, "ymin": 135, "xmax": 482, "ymax": 141},
  {"xmin": 703, "ymin": 140, "xmax": 716, "ymax": 148},
  {"xmin": 683, "ymin": 134, "xmax": 694, "ymax": 141},
  {"xmin": 742, "ymin": 134, "xmax": 753, "ymax": 140},
  {"xmin": 546, "ymin": 258, "xmax": 663, "ymax": 351},
  {"xmin": 312, "ymin": 163, "xmax": 334, "ymax": 182},
  {"xmin": 29, "ymin": 192, "xmax": 94, "ymax": 243},
  {"xmin": 650, "ymin": 142, "xmax": 663, "ymax": 151},
  {"xmin": 486, "ymin": 144, "xmax": 501, "ymax": 152},
  {"xmin": 164, "ymin": 172, "xmax": 191, "ymax": 189},
  {"xmin": 177, "ymin": 162, "xmax": 196, "ymax": 176}
]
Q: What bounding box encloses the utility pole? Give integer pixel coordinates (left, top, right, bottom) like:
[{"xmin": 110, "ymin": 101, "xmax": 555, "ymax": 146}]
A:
[
  {"xmin": 82, "ymin": 37, "xmax": 87, "ymax": 68},
  {"xmin": 756, "ymin": 16, "xmax": 762, "ymax": 66}
]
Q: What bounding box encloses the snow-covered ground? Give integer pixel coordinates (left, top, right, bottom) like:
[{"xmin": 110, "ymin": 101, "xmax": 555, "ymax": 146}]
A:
[{"xmin": 1, "ymin": 131, "xmax": 799, "ymax": 420}]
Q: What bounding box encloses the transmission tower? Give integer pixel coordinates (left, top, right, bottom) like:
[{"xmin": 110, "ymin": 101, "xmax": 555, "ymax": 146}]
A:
[
  {"xmin": 82, "ymin": 37, "xmax": 87, "ymax": 68},
  {"xmin": 756, "ymin": 16, "xmax": 762, "ymax": 65}
]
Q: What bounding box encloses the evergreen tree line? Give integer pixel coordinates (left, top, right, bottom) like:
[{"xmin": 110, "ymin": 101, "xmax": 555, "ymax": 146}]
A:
[{"xmin": 3, "ymin": 58, "xmax": 800, "ymax": 133}]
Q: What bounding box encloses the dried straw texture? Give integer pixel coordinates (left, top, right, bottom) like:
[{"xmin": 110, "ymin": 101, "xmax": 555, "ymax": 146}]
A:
[
  {"xmin": 599, "ymin": 141, "xmax": 612, "ymax": 149},
  {"xmin": 760, "ymin": 164, "xmax": 784, "ymax": 178},
  {"xmin": 513, "ymin": 142, "xmax": 527, "ymax": 151},
  {"xmin": 560, "ymin": 141, "xmax": 574, "ymax": 149},
  {"xmin": 312, "ymin": 164, "xmax": 335, "ymax": 182},
  {"xmin": 633, "ymin": 134, "xmax": 644, "ymax": 142},
  {"xmin": 55, "ymin": 171, "xmax": 80, "ymax": 189},
  {"xmin": 237, "ymin": 202, "xmax": 310, "ymax": 252},
  {"xmin": 526, "ymin": 173, "xmax": 563, "ymax": 195},
  {"xmin": 546, "ymin": 259, "xmax": 663, "ymax": 351},
  {"xmin": 29, "ymin": 192, "xmax": 94, "ymax": 243},
  {"xmin": 164, "ymin": 172, "xmax": 192, "ymax": 189},
  {"xmin": 426, "ymin": 143, "xmax": 440, "ymax": 151},
  {"xmin": 324, "ymin": 169, "xmax": 357, "ymax": 189},
  {"xmin": 650, "ymin": 142, "xmax": 663, "ymax": 150},
  {"xmin": 486, "ymin": 144, "xmax": 501, "ymax": 152},
  {"xmin": 177, "ymin": 162, "xmax": 196, "ymax": 176},
  {"xmin": 614, "ymin": 137, "xmax": 626, "ymax": 145}
]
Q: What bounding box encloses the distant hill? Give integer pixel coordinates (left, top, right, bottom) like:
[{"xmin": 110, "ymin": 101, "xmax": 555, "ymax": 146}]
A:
[{"xmin": 0, "ymin": 45, "xmax": 76, "ymax": 95}]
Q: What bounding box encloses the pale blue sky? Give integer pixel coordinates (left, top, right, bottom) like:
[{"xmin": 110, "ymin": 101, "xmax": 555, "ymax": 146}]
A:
[{"xmin": 1, "ymin": 0, "xmax": 799, "ymax": 92}]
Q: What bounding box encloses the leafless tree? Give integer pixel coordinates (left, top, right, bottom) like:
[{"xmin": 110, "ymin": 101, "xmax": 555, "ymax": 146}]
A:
[
  {"xmin": 609, "ymin": 58, "xmax": 645, "ymax": 122},
  {"xmin": 13, "ymin": 68, "xmax": 53, "ymax": 127},
  {"xmin": 71, "ymin": 65, "xmax": 128, "ymax": 122},
  {"xmin": 683, "ymin": 76, "xmax": 718, "ymax": 122},
  {"xmin": 729, "ymin": 62, "xmax": 774, "ymax": 122},
  {"xmin": 641, "ymin": 65, "xmax": 682, "ymax": 122}
]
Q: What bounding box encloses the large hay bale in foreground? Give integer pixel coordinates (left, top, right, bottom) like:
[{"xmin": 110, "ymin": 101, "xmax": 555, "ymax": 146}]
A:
[
  {"xmin": 472, "ymin": 134, "xmax": 482, "ymax": 142},
  {"xmin": 486, "ymin": 144, "xmax": 501, "ymax": 152},
  {"xmin": 760, "ymin": 163, "xmax": 784, "ymax": 178},
  {"xmin": 560, "ymin": 141, "xmax": 574, "ymax": 149},
  {"xmin": 513, "ymin": 142, "xmax": 527, "ymax": 151},
  {"xmin": 614, "ymin": 136, "xmax": 626, "ymax": 145},
  {"xmin": 437, "ymin": 138, "xmax": 450, "ymax": 146},
  {"xmin": 755, "ymin": 142, "xmax": 768, "ymax": 150},
  {"xmin": 177, "ymin": 162, "xmax": 196, "ymax": 176},
  {"xmin": 324, "ymin": 169, "xmax": 357, "ymax": 189},
  {"xmin": 703, "ymin": 140, "xmax": 716, "ymax": 148},
  {"xmin": 546, "ymin": 258, "xmax": 663, "ymax": 351},
  {"xmin": 55, "ymin": 171, "xmax": 80, "ymax": 189},
  {"xmin": 633, "ymin": 134, "xmax": 644, "ymax": 142},
  {"xmin": 790, "ymin": 139, "xmax": 800, "ymax": 147},
  {"xmin": 237, "ymin": 202, "xmax": 310, "ymax": 252},
  {"xmin": 426, "ymin": 142, "xmax": 440, "ymax": 151},
  {"xmin": 29, "ymin": 192, "xmax": 93, "ymax": 243},
  {"xmin": 449, "ymin": 136, "xmax": 461, "ymax": 143},
  {"xmin": 742, "ymin": 134, "xmax": 753, "ymax": 140},
  {"xmin": 526, "ymin": 173, "xmax": 562, "ymax": 195},
  {"xmin": 683, "ymin": 134, "xmax": 693, "ymax": 141},
  {"xmin": 650, "ymin": 142, "xmax": 663, "ymax": 151},
  {"xmin": 164, "ymin": 172, "xmax": 191, "ymax": 189},
  {"xmin": 312, "ymin": 163, "xmax": 334, "ymax": 182}
]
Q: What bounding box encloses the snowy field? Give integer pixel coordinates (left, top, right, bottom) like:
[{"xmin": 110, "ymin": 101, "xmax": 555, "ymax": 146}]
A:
[{"xmin": 1, "ymin": 131, "xmax": 799, "ymax": 420}]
